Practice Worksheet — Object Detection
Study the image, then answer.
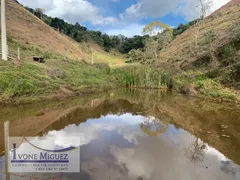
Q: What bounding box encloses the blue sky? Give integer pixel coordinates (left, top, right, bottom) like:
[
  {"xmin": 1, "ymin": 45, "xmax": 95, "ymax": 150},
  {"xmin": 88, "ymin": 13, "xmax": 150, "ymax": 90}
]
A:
[{"xmin": 18, "ymin": 0, "xmax": 230, "ymax": 37}]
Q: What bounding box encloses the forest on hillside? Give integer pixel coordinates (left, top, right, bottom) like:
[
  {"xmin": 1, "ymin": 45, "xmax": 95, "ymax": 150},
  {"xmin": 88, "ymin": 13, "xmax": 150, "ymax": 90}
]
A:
[{"xmin": 23, "ymin": 6, "xmax": 196, "ymax": 56}]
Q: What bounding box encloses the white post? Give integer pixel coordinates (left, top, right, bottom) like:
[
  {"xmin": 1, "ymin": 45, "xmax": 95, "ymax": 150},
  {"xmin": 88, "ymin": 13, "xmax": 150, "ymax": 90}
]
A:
[
  {"xmin": 1, "ymin": 0, "xmax": 8, "ymax": 61},
  {"xmin": 91, "ymin": 48, "xmax": 94, "ymax": 65},
  {"xmin": 4, "ymin": 121, "xmax": 9, "ymax": 177},
  {"xmin": 17, "ymin": 48, "xmax": 20, "ymax": 60}
]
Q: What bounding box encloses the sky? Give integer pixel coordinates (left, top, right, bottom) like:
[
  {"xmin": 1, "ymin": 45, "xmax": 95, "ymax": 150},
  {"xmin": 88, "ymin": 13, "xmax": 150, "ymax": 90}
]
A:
[{"xmin": 18, "ymin": 0, "xmax": 231, "ymax": 37}]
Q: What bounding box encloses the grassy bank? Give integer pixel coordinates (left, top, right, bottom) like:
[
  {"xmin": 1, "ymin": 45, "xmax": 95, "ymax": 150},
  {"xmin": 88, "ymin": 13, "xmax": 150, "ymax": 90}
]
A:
[
  {"xmin": 0, "ymin": 59, "xmax": 117, "ymax": 103},
  {"xmin": 0, "ymin": 36, "xmax": 125, "ymax": 104},
  {"xmin": 0, "ymin": 43, "xmax": 239, "ymax": 104},
  {"xmin": 111, "ymin": 66, "xmax": 239, "ymax": 102},
  {"xmin": 174, "ymin": 71, "xmax": 239, "ymax": 101},
  {"xmin": 1, "ymin": 61, "xmax": 239, "ymax": 104}
]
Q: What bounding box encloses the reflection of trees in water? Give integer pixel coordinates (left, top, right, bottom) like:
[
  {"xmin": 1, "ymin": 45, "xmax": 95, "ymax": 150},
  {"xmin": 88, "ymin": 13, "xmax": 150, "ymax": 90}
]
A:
[
  {"xmin": 140, "ymin": 116, "xmax": 169, "ymax": 136},
  {"xmin": 185, "ymin": 136, "xmax": 207, "ymax": 164}
]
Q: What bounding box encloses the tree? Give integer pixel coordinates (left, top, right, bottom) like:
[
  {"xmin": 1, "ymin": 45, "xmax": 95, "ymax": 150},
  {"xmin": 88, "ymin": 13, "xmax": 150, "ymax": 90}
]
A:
[
  {"xmin": 198, "ymin": 0, "xmax": 212, "ymax": 20},
  {"xmin": 102, "ymin": 34, "xmax": 114, "ymax": 52},
  {"xmin": 50, "ymin": 18, "xmax": 65, "ymax": 32},
  {"xmin": 34, "ymin": 8, "xmax": 45, "ymax": 20},
  {"xmin": 194, "ymin": 0, "xmax": 212, "ymax": 48},
  {"xmin": 143, "ymin": 21, "xmax": 173, "ymax": 61},
  {"xmin": 185, "ymin": 137, "xmax": 207, "ymax": 164},
  {"xmin": 24, "ymin": 5, "xmax": 145, "ymax": 53},
  {"xmin": 25, "ymin": 7, "xmax": 34, "ymax": 14},
  {"xmin": 121, "ymin": 36, "xmax": 145, "ymax": 54},
  {"xmin": 140, "ymin": 116, "xmax": 169, "ymax": 136}
]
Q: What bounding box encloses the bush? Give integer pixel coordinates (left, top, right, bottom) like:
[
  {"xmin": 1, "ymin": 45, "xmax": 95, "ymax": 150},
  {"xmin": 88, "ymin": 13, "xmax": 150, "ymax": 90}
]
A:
[
  {"xmin": 221, "ymin": 44, "xmax": 236, "ymax": 58},
  {"xmin": 126, "ymin": 49, "xmax": 144, "ymax": 63},
  {"xmin": 112, "ymin": 66, "xmax": 172, "ymax": 89},
  {"xmin": 202, "ymin": 31, "xmax": 216, "ymax": 45}
]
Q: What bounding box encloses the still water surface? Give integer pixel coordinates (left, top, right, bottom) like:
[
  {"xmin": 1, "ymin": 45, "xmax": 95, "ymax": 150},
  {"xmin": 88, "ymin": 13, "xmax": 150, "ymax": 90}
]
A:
[{"xmin": 0, "ymin": 89, "xmax": 240, "ymax": 180}]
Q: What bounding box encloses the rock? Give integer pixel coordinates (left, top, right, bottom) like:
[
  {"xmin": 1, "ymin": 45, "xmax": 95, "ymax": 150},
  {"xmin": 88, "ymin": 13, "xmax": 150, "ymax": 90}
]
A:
[
  {"xmin": 221, "ymin": 134, "xmax": 231, "ymax": 138},
  {"xmin": 221, "ymin": 125, "xmax": 228, "ymax": 129}
]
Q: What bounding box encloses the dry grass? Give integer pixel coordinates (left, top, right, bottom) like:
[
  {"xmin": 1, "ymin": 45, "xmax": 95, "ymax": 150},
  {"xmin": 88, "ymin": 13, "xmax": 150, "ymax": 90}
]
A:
[
  {"xmin": 159, "ymin": 3, "xmax": 240, "ymax": 71},
  {"xmin": 4, "ymin": 0, "xmax": 125, "ymax": 66}
]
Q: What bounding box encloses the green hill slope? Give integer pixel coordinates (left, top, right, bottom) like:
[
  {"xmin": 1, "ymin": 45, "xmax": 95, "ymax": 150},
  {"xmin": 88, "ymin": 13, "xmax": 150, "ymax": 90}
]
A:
[
  {"xmin": 159, "ymin": 1, "xmax": 240, "ymax": 89},
  {"xmin": 1, "ymin": 0, "xmax": 125, "ymax": 65},
  {"xmin": 0, "ymin": 0, "xmax": 128, "ymax": 103}
]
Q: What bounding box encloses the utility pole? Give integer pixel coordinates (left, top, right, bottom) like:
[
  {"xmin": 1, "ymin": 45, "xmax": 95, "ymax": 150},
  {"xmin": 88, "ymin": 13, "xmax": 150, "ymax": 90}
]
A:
[
  {"xmin": 1, "ymin": 0, "xmax": 8, "ymax": 60},
  {"xmin": 4, "ymin": 121, "xmax": 9, "ymax": 177},
  {"xmin": 18, "ymin": 48, "xmax": 20, "ymax": 60},
  {"xmin": 91, "ymin": 47, "xmax": 94, "ymax": 65}
]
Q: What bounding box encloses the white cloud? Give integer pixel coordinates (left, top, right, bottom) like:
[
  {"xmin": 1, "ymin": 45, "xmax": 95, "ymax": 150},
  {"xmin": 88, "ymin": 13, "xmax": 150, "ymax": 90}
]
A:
[
  {"xmin": 104, "ymin": 24, "xmax": 145, "ymax": 37},
  {"xmin": 47, "ymin": 122, "xmax": 116, "ymax": 146},
  {"xmin": 45, "ymin": 114, "xmax": 145, "ymax": 146},
  {"xmin": 17, "ymin": 0, "xmax": 231, "ymax": 33},
  {"xmin": 18, "ymin": 0, "xmax": 117, "ymax": 25},
  {"xmin": 177, "ymin": 0, "xmax": 231, "ymax": 21},
  {"xmin": 121, "ymin": 0, "xmax": 231, "ymax": 22},
  {"xmin": 120, "ymin": 3, "xmax": 142, "ymax": 22},
  {"xmin": 80, "ymin": 128, "xmax": 240, "ymax": 180}
]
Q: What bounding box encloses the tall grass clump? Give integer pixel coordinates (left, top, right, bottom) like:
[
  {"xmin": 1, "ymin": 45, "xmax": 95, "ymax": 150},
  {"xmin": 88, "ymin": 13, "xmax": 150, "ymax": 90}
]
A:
[
  {"xmin": 112, "ymin": 65, "xmax": 172, "ymax": 89},
  {"xmin": 221, "ymin": 44, "xmax": 237, "ymax": 58},
  {"xmin": 174, "ymin": 71, "xmax": 237, "ymax": 100}
]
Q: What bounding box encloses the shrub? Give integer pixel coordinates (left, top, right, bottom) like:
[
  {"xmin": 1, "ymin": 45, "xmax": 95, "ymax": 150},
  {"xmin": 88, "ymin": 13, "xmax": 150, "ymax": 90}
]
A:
[
  {"xmin": 112, "ymin": 66, "xmax": 172, "ymax": 89},
  {"xmin": 126, "ymin": 49, "xmax": 144, "ymax": 63},
  {"xmin": 221, "ymin": 44, "xmax": 236, "ymax": 58},
  {"xmin": 202, "ymin": 31, "xmax": 216, "ymax": 45}
]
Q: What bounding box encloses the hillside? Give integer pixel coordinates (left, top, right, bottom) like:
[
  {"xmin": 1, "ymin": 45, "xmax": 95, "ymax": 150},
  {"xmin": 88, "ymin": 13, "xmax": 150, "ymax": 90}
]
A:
[
  {"xmin": 159, "ymin": 1, "xmax": 240, "ymax": 89},
  {"xmin": 0, "ymin": 0, "xmax": 239, "ymax": 103},
  {"xmin": 215, "ymin": 0, "xmax": 240, "ymax": 12},
  {"xmin": 0, "ymin": 0, "xmax": 131, "ymax": 103},
  {"xmin": 1, "ymin": 0, "xmax": 124, "ymax": 66}
]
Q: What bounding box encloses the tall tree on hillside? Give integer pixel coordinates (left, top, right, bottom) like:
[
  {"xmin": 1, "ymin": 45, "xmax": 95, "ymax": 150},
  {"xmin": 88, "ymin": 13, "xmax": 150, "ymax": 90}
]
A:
[
  {"xmin": 142, "ymin": 21, "xmax": 173, "ymax": 61},
  {"xmin": 194, "ymin": 0, "xmax": 212, "ymax": 48},
  {"xmin": 199, "ymin": 0, "xmax": 212, "ymax": 20},
  {"xmin": 35, "ymin": 8, "xmax": 46, "ymax": 20}
]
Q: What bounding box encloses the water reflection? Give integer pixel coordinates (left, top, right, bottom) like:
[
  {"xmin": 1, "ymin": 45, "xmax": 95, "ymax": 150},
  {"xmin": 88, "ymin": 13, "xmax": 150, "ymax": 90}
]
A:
[
  {"xmin": 0, "ymin": 89, "xmax": 240, "ymax": 180},
  {"xmin": 140, "ymin": 116, "xmax": 169, "ymax": 136},
  {"xmin": 185, "ymin": 137, "xmax": 207, "ymax": 164},
  {"xmin": 1, "ymin": 112, "xmax": 240, "ymax": 180}
]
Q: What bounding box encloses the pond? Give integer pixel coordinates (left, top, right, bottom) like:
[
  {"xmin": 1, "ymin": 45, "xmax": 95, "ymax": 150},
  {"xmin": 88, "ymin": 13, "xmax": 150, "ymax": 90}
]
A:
[{"xmin": 0, "ymin": 89, "xmax": 240, "ymax": 180}]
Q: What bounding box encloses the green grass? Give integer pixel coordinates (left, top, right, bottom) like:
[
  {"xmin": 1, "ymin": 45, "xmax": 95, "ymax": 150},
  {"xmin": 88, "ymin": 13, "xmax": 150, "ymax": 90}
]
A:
[
  {"xmin": 0, "ymin": 58, "xmax": 117, "ymax": 103},
  {"xmin": 79, "ymin": 42, "xmax": 125, "ymax": 67},
  {"xmin": 221, "ymin": 44, "xmax": 237, "ymax": 58},
  {"xmin": 0, "ymin": 37, "xmax": 238, "ymax": 103},
  {"xmin": 0, "ymin": 62, "xmax": 58, "ymax": 100},
  {"xmin": 60, "ymin": 61, "xmax": 115, "ymax": 90},
  {"xmin": 174, "ymin": 71, "xmax": 238, "ymax": 100},
  {"xmin": 0, "ymin": 37, "xmax": 125, "ymax": 103},
  {"xmin": 112, "ymin": 65, "xmax": 172, "ymax": 89}
]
